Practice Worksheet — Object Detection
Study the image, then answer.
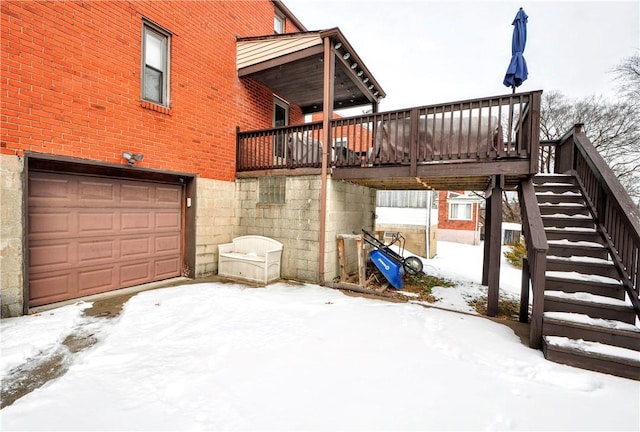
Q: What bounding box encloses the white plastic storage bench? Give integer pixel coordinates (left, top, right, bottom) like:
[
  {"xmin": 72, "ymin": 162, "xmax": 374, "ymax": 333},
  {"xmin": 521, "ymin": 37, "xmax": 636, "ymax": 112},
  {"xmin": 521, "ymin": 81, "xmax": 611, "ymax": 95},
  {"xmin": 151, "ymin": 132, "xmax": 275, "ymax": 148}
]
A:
[{"xmin": 217, "ymin": 235, "xmax": 283, "ymax": 284}]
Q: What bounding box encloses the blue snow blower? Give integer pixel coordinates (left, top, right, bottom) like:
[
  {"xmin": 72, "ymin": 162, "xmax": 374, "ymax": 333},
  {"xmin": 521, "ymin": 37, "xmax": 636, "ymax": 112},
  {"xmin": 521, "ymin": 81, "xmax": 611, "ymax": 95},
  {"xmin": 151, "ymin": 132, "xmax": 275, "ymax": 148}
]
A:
[{"xmin": 360, "ymin": 229, "xmax": 423, "ymax": 290}]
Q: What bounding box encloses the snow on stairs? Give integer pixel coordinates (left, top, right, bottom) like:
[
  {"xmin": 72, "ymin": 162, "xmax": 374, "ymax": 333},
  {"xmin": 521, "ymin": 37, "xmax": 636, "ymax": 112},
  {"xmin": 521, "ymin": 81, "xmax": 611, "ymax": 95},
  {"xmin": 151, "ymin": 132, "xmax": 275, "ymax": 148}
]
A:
[{"xmin": 534, "ymin": 174, "xmax": 640, "ymax": 380}]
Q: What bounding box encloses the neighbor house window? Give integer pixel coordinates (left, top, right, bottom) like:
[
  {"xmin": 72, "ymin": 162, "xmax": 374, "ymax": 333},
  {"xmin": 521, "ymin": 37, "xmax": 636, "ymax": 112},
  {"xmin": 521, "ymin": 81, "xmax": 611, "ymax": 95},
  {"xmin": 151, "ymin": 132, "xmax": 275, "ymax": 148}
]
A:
[
  {"xmin": 259, "ymin": 177, "xmax": 286, "ymax": 203},
  {"xmin": 274, "ymin": 13, "xmax": 285, "ymax": 34},
  {"xmin": 449, "ymin": 202, "xmax": 473, "ymax": 221},
  {"xmin": 142, "ymin": 21, "xmax": 170, "ymax": 106}
]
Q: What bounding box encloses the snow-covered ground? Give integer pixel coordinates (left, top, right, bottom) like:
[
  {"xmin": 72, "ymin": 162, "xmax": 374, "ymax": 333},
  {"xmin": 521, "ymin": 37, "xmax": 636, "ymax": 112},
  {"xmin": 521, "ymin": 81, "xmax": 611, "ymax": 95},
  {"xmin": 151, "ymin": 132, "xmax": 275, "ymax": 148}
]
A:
[{"xmin": 1, "ymin": 242, "xmax": 638, "ymax": 431}]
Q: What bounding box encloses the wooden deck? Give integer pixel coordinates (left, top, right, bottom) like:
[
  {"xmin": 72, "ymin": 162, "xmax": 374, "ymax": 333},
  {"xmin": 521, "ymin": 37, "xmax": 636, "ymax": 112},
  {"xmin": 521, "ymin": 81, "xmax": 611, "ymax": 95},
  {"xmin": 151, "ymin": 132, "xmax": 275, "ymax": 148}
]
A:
[{"xmin": 237, "ymin": 91, "xmax": 542, "ymax": 191}]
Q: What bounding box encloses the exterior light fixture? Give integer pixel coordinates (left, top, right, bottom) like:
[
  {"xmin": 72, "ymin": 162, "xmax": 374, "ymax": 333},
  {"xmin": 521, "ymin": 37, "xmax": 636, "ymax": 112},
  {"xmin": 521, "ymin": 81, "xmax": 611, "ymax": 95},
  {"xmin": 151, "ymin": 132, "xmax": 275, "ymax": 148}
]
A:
[
  {"xmin": 368, "ymin": 84, "xmax": 374, "ymax": 90},
  {"xmin": 351, "ymin": 63, "xmax": 358, "ymax": 69},
  {"xmin": 373, "ymin": 91, "xmax": 379, "ymax": 96},
  {"xmin": 363, "ymin": 77, "xmax": 369, "ymax": 84},
  {"xmin": 122, "ymin": 151, "xmax": 144, "ymax": 165},
  {"xmin": 334, "ymin": 42, "xmax": 342, "ymax": 50},
  {"xmin": 342, "ymin": 53, "xmax": 350, "ymax": 60},
  {"xmin": 357, "ymin": 70, "xmax": 364, "ymax": 77}
]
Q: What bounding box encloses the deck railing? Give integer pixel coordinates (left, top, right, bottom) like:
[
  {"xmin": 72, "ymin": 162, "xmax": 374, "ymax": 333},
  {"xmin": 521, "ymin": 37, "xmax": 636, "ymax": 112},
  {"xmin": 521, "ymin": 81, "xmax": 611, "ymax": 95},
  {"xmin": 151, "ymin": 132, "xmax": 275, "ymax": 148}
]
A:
[
  {"xmin": 237, "ymin": 91, "xmax": 542, "ymax": 173},
  {"xmin": 518, "ymin": 178, "xmax": 548, "ymax": 349}
]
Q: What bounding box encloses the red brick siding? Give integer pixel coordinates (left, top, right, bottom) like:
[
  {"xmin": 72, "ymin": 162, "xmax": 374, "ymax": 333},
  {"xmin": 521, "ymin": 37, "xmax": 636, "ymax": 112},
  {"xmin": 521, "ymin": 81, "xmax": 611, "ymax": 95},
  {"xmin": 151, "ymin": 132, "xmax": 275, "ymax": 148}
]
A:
[
  {"xmin": 1, "ymin": 0, "xmax": 303, "ymax": 180},
  {"xmin": 438, "ymin": 190, "xmax": 478, "ymax": 230}
]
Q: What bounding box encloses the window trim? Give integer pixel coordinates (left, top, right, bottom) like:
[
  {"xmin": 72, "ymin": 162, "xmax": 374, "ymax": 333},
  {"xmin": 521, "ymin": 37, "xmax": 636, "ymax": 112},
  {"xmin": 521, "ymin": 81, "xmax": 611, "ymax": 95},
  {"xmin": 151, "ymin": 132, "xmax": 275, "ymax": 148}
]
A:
[
  {"xmin": 141, "ymin": 19, "xmax": 171, "ymax": 107},
  {"xmin": 274, "ymin": 11, "xmax": 285, "ymax": 34},
  {"xmin": 448, "ymin": 202, "xmax": 473, "ymax": 221}
]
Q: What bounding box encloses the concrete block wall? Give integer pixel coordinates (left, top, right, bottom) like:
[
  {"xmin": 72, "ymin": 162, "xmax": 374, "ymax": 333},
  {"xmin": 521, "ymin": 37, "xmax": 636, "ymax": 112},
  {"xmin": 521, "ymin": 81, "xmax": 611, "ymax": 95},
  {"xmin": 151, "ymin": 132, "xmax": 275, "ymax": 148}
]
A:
[
  {"xmin": 1, "ymin": 154, "xmax": 24, "ymax": 317},
  {"xmin": 236, "ymin": 175, "xmax": 322, "ymax": 282},
  {"xmin": 196, "ymin": 178, "xmax": 239, "ymax": 277},
  {"xmin": 324, "ymin": 179, "xmax": 376, "ymax": 281}
]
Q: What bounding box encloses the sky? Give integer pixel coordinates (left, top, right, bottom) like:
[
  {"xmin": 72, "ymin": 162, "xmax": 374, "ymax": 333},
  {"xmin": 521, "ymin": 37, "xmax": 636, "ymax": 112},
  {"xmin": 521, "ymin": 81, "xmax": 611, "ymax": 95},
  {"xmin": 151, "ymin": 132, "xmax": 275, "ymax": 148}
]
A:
[
  {"xmin": 1, "ymin": 241, "xmax": 638, "ymax": 431},
  {"xmin": 284, "ymin": 0, "xmax": 640, "ymax": 111}
]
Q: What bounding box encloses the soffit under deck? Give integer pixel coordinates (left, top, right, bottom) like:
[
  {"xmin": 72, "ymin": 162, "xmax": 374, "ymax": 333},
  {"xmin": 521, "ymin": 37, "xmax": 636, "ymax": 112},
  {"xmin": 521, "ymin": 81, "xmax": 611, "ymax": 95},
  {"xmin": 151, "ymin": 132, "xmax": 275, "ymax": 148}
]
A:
[{"xmin": 237, "ymin": 29, "xmax": 386, "ymax": 114}]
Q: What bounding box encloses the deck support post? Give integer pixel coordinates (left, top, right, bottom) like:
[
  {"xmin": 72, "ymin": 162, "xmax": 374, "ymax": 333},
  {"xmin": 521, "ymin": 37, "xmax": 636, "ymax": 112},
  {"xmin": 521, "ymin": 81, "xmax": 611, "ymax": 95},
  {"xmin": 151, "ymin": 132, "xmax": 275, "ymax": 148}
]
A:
[
  {"xmin": 318, "ymin": 36, "xmax": 335, "ymax": 285},
  {"xmin": 483, "ymin": 175, "xmax": 503, "ymax": 316}
]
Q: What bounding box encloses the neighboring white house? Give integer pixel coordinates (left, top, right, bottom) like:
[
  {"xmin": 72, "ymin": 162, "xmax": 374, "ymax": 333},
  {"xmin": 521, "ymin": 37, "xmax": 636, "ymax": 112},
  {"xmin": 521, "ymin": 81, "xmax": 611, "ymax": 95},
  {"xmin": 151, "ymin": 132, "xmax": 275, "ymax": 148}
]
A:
[{"xmin": 375, "ymin": 190, "xmax": 438, "ymax": 258}]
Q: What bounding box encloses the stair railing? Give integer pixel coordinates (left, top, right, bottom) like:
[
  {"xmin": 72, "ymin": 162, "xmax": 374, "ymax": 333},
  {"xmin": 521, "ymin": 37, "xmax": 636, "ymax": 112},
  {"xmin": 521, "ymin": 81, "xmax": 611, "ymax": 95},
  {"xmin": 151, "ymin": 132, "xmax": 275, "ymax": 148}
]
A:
[
  {"xmin": 552, "ymin": 124, "xmax": 640, "ymax": 318},
  {"xmin": 518, "ymin": 178, "xmax": 548, "ymax": 349}
]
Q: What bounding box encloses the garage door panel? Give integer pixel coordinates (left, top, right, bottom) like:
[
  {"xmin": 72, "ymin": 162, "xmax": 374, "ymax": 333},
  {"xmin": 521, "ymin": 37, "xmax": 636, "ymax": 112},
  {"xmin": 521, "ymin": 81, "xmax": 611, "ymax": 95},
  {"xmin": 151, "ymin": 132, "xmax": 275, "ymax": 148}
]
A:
[
  {"xmin": 29, "ymin": 212, "xmax": 71, "ymax": 236},
  {"xmin": 121, "ymin": 184, "xmax": 152, "ymax": 204},
  {"xmin": 30, "ymin": 273, "xmax": 73, "ymax": 306},
  {"xmin": 30, "ymin": 176, "xmax": 72, "ymax": 201},
  {"xmin": 156, "ymin": 186, "xmax": 181, "ymax": 205},
  {"xmin": 78, "ymin": 239, "xmax": 117, "ymax": 263},
  {"xmin": 78, "ymin": 267, "xmax": 116, "ymax": 293},
  {"xmin": 155, "ymin": 211, "xmax": 181, "ymax": 230},
  {"xmin": 155, "ymin": 234, "xmax": 180, "ymax": 254},
  {"xmin": 78, "ymin": 180, "xmax": 115, "ymax": 203},
  {"xmin": 30, "ymin": 243, "xmax": 71, "ymax": 269},
  {"xmin": 78, "ymin": 212, "xmax": 116, "ymax": 234},
  {"xmin": 29, "ymin": 172, "xmax": 183, "ymax": 307},
  {"xmin": 121, "ymin": 237, "xmax": 153, "ymax": 259},
  {"xmin": 120, "ymin": 261, "xmax": 152, "ymax": 285},
  {"xmin": 121, "ymin": 212, "xmax": 153, "ymax": 233},
  {"xmin": 155, "ymin": 257, "xmax": 181, "ymax": 278}
]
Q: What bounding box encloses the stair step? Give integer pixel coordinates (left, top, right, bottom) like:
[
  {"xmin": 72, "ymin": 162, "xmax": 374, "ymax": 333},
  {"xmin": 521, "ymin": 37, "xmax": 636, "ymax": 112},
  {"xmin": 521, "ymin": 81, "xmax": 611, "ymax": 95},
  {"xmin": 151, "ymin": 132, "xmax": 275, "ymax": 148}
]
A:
[
  {"xmin": 546, "ymin": 273, "xmax": 625, "ymax": 300},
  {"xmin": 533, "ymin": 174, "xmax": 576, "ymax": 185},
  {"xmin": 544, "ymin": 290, "xmax": 636, "ymax": 324},
  {"xmin": 547, "ymin": 256, "xmax": 618, "ymax": 279},
  {"xmin": 538, "ymin": 203, "xmax": 589, "ymax": 216},
  {"xmin": 536, "ymin": 193, "xmax": 585, "ymax": 205},
  {"xmin": 543, "ymin": 336, "xmax": 640, "ymax": 380},
  {"xmin": 544, "ymin": 227, "xmax": 604, "ymax": 244},
  {"xmin": 542, "ymin": 215, "xmax": 595, "ymax": 229},
  {"xmin": 547, "ymin": 239, "xmax": 609, "ymax": 260},
  {"xmin": 535, "ymin": 184, "xmax": 580, "ymax": 194},
  {"xmin": 543, "ymin": 311, "xmax": 640, "ymax": 351}
]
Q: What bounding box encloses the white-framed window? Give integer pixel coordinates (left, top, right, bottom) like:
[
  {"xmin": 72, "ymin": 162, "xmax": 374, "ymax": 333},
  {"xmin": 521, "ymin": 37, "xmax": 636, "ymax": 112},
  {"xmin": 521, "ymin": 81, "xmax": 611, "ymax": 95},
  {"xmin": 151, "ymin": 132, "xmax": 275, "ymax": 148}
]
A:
[
  {"xmin": 449, "ymin": 202, "xmax": 473, "ymax": 221},
  {"xmin": 142, "ymin": 21, "xmax": 170, "ymax": 106},
  {"xmin": 274, "ymin": 12, "xmax": 285, "ymax": 34}
]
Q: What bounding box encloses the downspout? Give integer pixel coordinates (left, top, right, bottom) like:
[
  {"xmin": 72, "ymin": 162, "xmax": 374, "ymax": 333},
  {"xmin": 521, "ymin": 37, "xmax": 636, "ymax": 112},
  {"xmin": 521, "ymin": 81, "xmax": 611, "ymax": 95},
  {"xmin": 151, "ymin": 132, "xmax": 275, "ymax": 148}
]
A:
[{"xmin": 318, "ymin": 36, "xmax": 334, "ymax": 285}]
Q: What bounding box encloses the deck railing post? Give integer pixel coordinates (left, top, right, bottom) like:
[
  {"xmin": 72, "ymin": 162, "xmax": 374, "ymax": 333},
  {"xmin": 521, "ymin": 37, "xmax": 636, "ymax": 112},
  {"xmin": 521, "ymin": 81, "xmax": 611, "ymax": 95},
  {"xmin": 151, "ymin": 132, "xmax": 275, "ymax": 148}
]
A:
[
  {"xmin": 528, "ymin": 91, "xmax": 542, "ymax": 174},
  {"xmin": 410, "ymin": 108, "xmax": 418, "ymax": 176}
]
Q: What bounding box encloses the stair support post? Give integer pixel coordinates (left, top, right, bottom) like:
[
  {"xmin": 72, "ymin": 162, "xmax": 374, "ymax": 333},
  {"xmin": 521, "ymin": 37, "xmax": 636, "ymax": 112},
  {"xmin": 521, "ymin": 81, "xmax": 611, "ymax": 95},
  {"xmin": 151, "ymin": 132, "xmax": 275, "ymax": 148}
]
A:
[{"xmin": 484, "ymin": 175, "xmax": 503, "ymax": 317}]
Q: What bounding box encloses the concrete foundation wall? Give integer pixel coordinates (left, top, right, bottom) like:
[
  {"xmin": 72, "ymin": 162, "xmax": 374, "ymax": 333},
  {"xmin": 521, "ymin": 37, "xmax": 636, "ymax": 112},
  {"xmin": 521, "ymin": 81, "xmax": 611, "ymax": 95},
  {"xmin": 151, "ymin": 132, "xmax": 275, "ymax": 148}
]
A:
[
  {"xmin": 1, "ymin": 154, "xmax": 24, "ymax": 317},
  {"xmin": 196, "ymin": 178, "xmax": 238, "ymax": 277},
  {"xmin": 439, "ymin": 228, "xmax": 480, "ymax": 245},
  {"xmin": 236, "ymin": 176, "xmax": 322, "ymax": 282},
  {"xmin": 236, "ymin": 175, "xmax": 375, "ymax": 283},
  {"xmin": 324, "ymin": 180, "xmax": 376, "ymax": 281}
]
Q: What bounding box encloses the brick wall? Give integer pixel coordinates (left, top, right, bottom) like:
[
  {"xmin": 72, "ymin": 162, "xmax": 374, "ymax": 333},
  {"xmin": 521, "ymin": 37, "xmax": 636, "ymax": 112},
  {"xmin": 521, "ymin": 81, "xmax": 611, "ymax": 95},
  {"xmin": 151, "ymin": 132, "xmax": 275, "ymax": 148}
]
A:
[
  {"xmin": 1, "ymin": 0, "xmax": 303, "ymax": 181},
  {"xmin": 437, "ymin": 190, "xmax": 478, "ymax": 230}
]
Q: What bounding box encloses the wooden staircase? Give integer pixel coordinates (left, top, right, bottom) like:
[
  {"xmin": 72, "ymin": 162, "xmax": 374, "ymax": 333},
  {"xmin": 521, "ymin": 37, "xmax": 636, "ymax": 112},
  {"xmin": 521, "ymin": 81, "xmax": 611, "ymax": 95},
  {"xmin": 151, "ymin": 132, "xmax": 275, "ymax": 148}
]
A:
[{"xmin": 533, "ymin": 174, "xmax": 640, "ymax": 380}]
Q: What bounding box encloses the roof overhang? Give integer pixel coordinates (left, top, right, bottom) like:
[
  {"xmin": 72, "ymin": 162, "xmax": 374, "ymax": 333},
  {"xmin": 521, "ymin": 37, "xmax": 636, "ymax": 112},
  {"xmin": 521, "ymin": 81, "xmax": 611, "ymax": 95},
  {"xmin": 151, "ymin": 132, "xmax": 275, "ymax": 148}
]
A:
[{"xmin": 237, "ymin": 28, "xmax": 386, "ymax": 114}]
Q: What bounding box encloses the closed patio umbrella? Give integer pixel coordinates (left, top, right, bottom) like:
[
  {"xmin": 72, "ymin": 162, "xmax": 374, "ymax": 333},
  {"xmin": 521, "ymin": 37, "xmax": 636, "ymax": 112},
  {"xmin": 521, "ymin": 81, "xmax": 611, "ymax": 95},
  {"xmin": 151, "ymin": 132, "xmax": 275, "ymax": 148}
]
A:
[{"xmin": 503, "ymin": 7, "xmax": 528, "ymax": 92}]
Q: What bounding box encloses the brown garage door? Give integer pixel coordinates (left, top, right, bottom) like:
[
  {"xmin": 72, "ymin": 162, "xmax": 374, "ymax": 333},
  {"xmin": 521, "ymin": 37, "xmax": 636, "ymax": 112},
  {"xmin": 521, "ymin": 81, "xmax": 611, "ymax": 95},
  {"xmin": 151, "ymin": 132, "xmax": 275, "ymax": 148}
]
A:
[{"xmin": 28, "ymin": 172, "xmax": 183, "ymax": 307}]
